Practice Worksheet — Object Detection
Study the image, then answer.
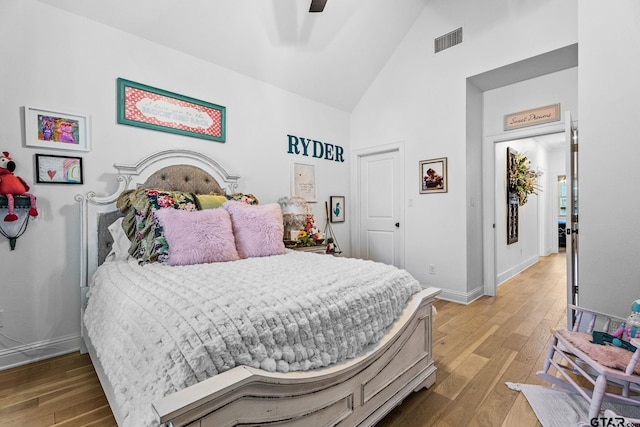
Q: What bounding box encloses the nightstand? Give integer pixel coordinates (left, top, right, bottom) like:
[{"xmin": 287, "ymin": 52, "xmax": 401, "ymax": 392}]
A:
[{"xmin": 289, "ymin": 245, "xmax": 328, "ymax": 254}]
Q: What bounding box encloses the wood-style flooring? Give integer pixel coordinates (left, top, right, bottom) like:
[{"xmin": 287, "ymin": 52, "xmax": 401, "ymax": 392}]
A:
[{"xmin": 0, "ymin": 253, "xmax": 567, "ymax": 426}]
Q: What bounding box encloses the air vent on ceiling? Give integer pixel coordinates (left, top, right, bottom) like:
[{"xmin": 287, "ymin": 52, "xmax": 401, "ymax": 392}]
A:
[{"xmin": 434, "ymin": 27, "xmax": 463, "ymax": 53}]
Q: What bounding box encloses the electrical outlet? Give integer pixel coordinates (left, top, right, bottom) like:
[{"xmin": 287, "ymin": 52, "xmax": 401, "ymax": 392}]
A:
[
  {"xmin": 428, "ymin": 264, "xmax": 435, "ymax": 275},
  {"xmin": 0, "ymin": 310, "xmax": 4, "ymax": 328}
]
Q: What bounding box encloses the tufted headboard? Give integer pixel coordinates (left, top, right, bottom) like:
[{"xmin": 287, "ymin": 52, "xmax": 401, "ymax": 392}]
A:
[{"xmin": 144, "ymin": 164, "xmax": 225, "ymax": 195}]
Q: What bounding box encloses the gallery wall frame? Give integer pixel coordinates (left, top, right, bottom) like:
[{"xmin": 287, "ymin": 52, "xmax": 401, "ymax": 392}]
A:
[
  {"xmin": 35, "ymin": 153, "xmax": 83, "ymax": 184},
  {"xmin": 116, "ymin": 78, "xmax": 226, "ymax": 142},
  {"xmin": 419, "ymin": 157, "xmax": 448, "ymax": 194},
  {"xmin": 24, "ymin": 106, "xmax": 90, "ymax": 152},
  {"xmin": 291, "ymin": 162, "xmax": 317, "ymax": 202},
  {"xmin": 329, "ymin": 196, "xmax": 345, "ymax": 223}
]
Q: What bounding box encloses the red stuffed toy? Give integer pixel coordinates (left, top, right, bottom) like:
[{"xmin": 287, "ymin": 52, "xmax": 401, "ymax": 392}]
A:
[{"xmin": 0, "ymin": 151, "xmax": 38, "ymax": 221}]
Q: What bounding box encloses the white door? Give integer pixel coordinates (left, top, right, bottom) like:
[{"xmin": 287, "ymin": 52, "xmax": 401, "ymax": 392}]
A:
[
  {"xmin": 565, "ymin": 112, "xmax": 579, "ymax": 325},
  {"xmin": 357, "ymin": 149, "xmax": 402, "ymax": 267}
]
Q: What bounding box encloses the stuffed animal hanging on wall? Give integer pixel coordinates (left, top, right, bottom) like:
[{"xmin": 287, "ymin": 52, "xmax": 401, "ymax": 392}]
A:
[{"xmin": 0, "ymin": 152, "xmax": 38, "ymax": 221}]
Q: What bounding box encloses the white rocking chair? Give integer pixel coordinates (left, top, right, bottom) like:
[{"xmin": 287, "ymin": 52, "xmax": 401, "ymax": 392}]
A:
[{"xmin": 537, "ymin": 304, "xmax": 640, "ymax": 422}]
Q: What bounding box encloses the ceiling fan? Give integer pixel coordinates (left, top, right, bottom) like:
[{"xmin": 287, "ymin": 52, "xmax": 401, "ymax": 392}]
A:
[{"xmin": 309, "ymin": 0, "xmax": 327, "ymax": 12}]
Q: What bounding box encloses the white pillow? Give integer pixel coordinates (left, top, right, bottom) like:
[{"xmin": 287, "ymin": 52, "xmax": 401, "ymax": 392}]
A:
[{"xmin": 105, "ymin": 217, "xmax": 131, "ymax": 262}]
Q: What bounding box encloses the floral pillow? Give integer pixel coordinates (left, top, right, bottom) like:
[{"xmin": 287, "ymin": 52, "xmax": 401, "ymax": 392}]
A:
[
  {"xmin": 137, "ymin": 189, "xmax": 198, "ymax": 263},
  {"xmin": 226, "ymin": 193, "xmax": 259, "ymax": 205}
]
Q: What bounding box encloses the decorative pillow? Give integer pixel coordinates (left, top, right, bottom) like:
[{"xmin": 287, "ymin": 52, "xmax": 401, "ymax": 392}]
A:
[
  {"xmin": 117, "ymin": 188, "xmax": 148, "ymax": 258},
  {"xmin": 226, "ymin": 193, "xmax": 259, "ymax": 205},
  {"xmin": 105, "ymin": 217, "xmax": 132, "ymax": 262},
  {"xmin": 224, "ymin": 201, "xmax": 286, "ymax": 258},
  {"xmin": 140, "ymin": 189, "xmax": 198, "ymax": 263},
  {"xmin": 117, "ymin": 188, "xmax": 198, "ymax": 263},
  {"xmin": 195, "ymin": 194, "xmax": 228, "ymax": 210},
  {"xmin": 154, "ymin": 208, "xmax": 239, "ymax": 266}
]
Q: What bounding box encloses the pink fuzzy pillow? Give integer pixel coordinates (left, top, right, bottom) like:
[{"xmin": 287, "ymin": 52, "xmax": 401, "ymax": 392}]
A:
[
  {"xmin": 224, "ymin": 201, "xmax": 286, "ymax": 258},
  {"xmin": 154, "ymin": 208, "xmax": 239, "ymax": 266}
]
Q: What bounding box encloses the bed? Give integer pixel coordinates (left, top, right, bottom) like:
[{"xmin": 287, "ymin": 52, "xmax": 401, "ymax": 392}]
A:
[{"xmin": 76, "ymin": 149, "xmax": 440, "ymax": 427}]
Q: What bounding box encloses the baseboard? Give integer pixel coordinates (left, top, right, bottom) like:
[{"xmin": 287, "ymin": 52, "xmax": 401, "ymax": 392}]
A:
[
  {"xmin": 0, "ymin": 333, "xmax": 81, "ymax": 371},
  {"xmin": 436, "ymin": 285, "xmax": 484, "ymax": 305},
  {"xmin": 497, "ymin": 255, "xmax": 538, "ymax": 286}
]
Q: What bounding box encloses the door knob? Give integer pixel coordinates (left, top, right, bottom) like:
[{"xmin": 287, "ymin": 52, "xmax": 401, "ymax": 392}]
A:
[{"xmin": 395, "ymin": 222, "xmax": 400, "ymax": 228}]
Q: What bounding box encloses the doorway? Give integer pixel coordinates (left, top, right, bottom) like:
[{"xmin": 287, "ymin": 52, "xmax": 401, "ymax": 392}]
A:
[
  {"xmin": 493, "ymin": 132, "xmax": 566, "ymax": 288},
  {"xmin": 482, "ymin": 126, "xmax": 568, "ymax": 296}
]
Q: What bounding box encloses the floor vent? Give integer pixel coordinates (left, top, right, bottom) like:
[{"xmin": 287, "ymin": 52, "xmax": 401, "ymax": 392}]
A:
[{"xmin": 434, "ymin": 27, "xmax": 463, "ymax": 53}]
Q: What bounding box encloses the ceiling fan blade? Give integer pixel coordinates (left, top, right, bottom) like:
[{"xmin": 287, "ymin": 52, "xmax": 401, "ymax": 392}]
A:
[{"xmin": 309, "ymin": 0, "xmax": 327, "ymax": 13}]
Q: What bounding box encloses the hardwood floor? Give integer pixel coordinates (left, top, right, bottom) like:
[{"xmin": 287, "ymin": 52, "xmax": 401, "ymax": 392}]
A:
[{"xmin": 0, "ymin": 253, "xmax": 566, "ymax": 426}]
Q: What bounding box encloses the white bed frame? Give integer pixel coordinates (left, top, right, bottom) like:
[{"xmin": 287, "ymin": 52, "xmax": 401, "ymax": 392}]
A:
[{"xmin": 77, "ymin": 149, "xmax": 440, "ymax": 427}]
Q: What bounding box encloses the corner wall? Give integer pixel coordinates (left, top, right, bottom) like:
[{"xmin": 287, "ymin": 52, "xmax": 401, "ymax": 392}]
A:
[{"xmin": 578, "ymin": 1, "xmax": 640, "ymax": 317}]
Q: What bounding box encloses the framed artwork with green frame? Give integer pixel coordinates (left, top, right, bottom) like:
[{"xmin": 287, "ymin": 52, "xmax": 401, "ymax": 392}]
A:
[{"xmin": 116, "ymin": 78, "xmax": 226, "ymax": 142}]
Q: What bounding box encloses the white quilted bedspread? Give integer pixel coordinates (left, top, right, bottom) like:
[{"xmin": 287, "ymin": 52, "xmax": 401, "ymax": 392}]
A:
[{"xmin": 84, "ymin": 250, "xmax": 422, "ymax": 426}]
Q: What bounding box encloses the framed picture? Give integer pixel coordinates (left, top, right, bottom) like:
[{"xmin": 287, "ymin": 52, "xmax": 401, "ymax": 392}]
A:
[
  {"xmin": 419, "ymin": 157, "xmax": 448, "ymax": 194},
  {"xmin": 35, "ymin": 153, "xmax": 83, "ymax": 184},
  {"xmin": 291, "ymin": 162, "xmax": 317, "ymax": 202},
  {"xmin": 24, "ymin": 106, "xmax": 90, "ymax": 152},
  {"xmin": 117, "ymin": 78, "xmax": 226, "ymax": 142},
  {"xmin": 330, "ymin": 196, "xmax": 345, "ymax": 223}
]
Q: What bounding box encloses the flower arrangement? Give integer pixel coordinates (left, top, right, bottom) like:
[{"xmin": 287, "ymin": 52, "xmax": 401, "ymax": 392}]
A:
[
  {"xmin": 508, "ymin": 151, "xmax": 541, "ymax": 206},
  {"xmin": 297, "ymin": 214, "xmax": 324, "ymax": 246}
]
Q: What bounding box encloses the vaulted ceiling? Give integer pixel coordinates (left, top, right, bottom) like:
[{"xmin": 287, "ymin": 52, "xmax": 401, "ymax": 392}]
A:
[{"xmin": 37, "ymin": 0, "xmax": 431, "ymax": 112}]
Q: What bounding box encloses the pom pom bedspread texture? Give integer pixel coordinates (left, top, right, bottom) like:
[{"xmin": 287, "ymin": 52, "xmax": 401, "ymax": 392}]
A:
[{"xmin": 84, "ymin": 250, "xmax": 422, "ymax": 426}]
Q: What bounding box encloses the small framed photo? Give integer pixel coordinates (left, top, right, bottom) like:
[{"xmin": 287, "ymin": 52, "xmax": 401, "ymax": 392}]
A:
[
  {"xmin": 35, "ymin": 153, "xmax": 83, "ymax": 184},
  {"xmin": 291, "ymin": 162, "xmax": 317, "ymax": 202},
  {"xmin": 419, "ymin": 157, "xmax": 448, "ymax": 194},
  {"xmin": 330, "ymin": 196, "xmax": 345, "ymax": 223},
  {"xmin": 24, "ymin": 106, "xmax": 90, "ymax": 152}
]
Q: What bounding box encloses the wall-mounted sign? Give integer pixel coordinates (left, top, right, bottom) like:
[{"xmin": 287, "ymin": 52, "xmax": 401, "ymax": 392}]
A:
[
  {"xmin": 117, "ymin": 78, "xmax": 226, "ymax": 142},
  {"xmin": 287, "ymin": 135, "xmax": 345, "ymax": 162},
  {"xmin": 504, "ymin": 103, "xmax": 560, "ymax": 131}
]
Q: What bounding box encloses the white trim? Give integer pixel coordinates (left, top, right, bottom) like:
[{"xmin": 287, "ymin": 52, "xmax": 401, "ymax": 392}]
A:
[
  {"xmin": 350, "ymin": 141, "xmax": 405, "ymax": 268},
  {"xmin": 482, "ymin": 122, "xmax": 566, "ymax": 297},
  {"xmin": 436, "ymin": 286, "xmax": 485, "ymax": 305},
  {"xmin": 0, "ymin": 333, "xmax": 80, "ymax": 371}
]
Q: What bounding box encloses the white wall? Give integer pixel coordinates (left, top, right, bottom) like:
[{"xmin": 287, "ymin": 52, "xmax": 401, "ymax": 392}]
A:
[
  {"xmin": 578, "ymin": 1, "xmax": 640, "ymax": 317},
  {"xmin": 351, "ymin": 0, "xmax": 577, "ymax": 302},
  {"xmin": 0, "ymin": 0, "xmax": 351, "ymax": 369}
]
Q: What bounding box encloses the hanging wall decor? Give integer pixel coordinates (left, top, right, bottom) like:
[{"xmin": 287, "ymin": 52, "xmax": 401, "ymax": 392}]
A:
[
  {"xmin": 24, "ymin": 106, "xmax": 90, "ymax": 152},
  {"xmin": 506, "ymin": 147, "xmax": 519, "ymax": 244},
  {"xmin": 117, "ymin": 78, "xmax": 226, "ymax": 142},
  {"xmin": 329, "ymin": 196, "xmax": 345, "ymax": 223},
  {"xmin": 35, "ymin": 153, "xmax": 83, "ymax": 184},
  {"xmin": 291, "ymin": 162, "xmax": 317, "ymax": 202},
  {"xmin": 419, "ymin": 157, "xmax": 448, "ymax": 194}
]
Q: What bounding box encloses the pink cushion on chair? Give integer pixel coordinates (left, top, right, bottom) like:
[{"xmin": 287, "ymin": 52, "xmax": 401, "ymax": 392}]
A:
[
  {"xmin": 223, "ymin": 201, "xmax": 286, "ymax": 258},
  {"xmin": 154, "ymin": 208, "xmax": 240, "ymax": 266},
  {"xmin": 557, "ymin": 330, "xmax": 640, "ymax": 375}
]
